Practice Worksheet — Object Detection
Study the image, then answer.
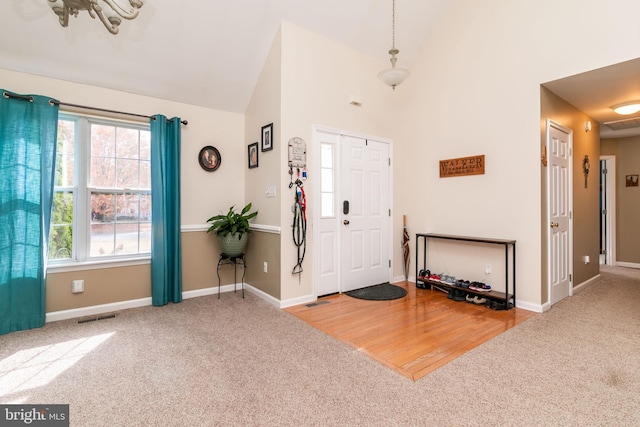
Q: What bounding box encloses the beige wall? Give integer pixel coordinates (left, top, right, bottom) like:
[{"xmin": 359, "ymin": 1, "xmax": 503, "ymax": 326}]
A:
[
  {"xmin": 540, "ymin": 87, "xmax": 600, "ymax": 297},
  {"xmin": 182, "ymin": 231, "xmax": 222, "ymax": 292},
  {"xmin": 245, "ymin": 27, "xmax": 283, "ymax": 228},
  {"xmin": 277, "ymin": 22, "xmax": 401, "ymax": 301},
  {"xmin": 394, "ymin": 0, "xmax": 640, "ymax": 307},
  {"xmin": 46, "ymin": 265, "xmax": 150, "ymax": 312},
  {"xmin": 243, "ymin": 28, "xmax": 282, "ymax": 298},
  {"xmin": 601, "ymin": 136, "xmax": 640, "ymax": 264},
  {"xmin": 244, "ymin": 231, "xmax": 281, "ymax": 299}
]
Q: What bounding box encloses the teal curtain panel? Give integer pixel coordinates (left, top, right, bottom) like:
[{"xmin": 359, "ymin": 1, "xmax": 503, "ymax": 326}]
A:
[
  {"xmin": 150, "ymin": 115, "xmax": 182, "ymax": 306},
  {"xmin": 0, "ymin": 90, "xmax": 59, "ymax": 334}
]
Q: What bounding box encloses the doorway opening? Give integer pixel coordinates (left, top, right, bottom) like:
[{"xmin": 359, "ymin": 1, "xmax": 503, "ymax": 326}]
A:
[{"xmin": 599, "ymin": 156, "xmax": 616, "ymax": 265}]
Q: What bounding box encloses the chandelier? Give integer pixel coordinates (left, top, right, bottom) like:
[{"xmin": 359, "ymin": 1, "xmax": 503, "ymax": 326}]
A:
[
  {"xmin": 47, "ymin": 0, "xmax": 144, "ymax": 35},
  {"xmin": 377, "ymin": 0, "xmax": 410, "ymax": 90}
]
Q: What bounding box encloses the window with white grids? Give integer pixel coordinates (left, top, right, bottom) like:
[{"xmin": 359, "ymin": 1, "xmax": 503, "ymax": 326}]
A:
[
  {"xmin": 48, "ymin": 115, "xmax": 151, "ymax": 263},
  {"xmin": 320, "ymin": 143, "xmax": 335, "ymax": 218}
]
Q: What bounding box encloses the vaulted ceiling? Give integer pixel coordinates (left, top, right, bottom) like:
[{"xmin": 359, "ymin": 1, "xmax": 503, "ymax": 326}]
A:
[
  {"xmin": 0, "ymin": 0, "xmax": 453, "ymax": 113},
  {"xmin": 2, "ymin": 1, "xmax": 639, "ymax": 137}
]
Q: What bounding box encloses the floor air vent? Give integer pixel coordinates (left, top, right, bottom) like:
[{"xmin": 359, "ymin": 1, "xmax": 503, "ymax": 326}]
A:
[
  {"xmin": 305, "ymin": 300, "xmax": 330, "ymax": 308},
  {"xmin": 78, "ymin": 313, "xmax": 117, "ymax": 324}
]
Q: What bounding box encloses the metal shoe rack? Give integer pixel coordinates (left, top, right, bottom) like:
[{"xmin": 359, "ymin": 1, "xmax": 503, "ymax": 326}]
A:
[{"xmin": 415, "ymin": 233, "xmax": 516, "ymax": 310}]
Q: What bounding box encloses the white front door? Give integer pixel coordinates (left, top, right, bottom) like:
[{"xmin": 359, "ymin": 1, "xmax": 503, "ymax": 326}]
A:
[
  {"xmin": 340, "ymin": 136, "xmax": 390, "ymax": 292},
  {"xmin": 546, "ymin": 120, "xmax": 572, "ymax": 306}
]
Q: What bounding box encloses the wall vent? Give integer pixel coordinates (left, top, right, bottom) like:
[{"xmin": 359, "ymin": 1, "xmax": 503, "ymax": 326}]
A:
[
  {"xmin": 604, "ymin": 117, "xmax": 640, "ymax": 131},
  {"xmin": 78, "ymin": 313, "xmax": 117, "ymax": 324},
  {"xmin": 304, "ymin": 300, "xmax": 331, "ymax": 308}
]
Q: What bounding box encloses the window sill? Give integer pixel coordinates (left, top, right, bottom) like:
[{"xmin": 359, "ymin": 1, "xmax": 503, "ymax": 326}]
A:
[{"xmin": 47, "ymin": 257, "xmax": 150, "ymax": 274}]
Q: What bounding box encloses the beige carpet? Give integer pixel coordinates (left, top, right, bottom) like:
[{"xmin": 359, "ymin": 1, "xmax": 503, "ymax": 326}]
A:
[{"xmin": 1, "ymin": 266, "xmax": 639, "ymax": 426}]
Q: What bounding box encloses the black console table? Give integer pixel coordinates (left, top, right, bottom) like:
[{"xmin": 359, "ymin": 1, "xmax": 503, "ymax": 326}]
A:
[
  {"xmin": 217, "ymin": 253, "xmax": 246, "ymax": 299},
  {"xmin": 415, "ymin": 233, "xmax": 516, "ymax": 309}
]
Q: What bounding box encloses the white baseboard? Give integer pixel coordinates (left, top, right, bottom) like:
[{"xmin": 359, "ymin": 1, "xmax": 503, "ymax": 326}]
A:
[
  {"xmin": 532, "ymin": 273, "xmax": 602, "ymax": 315},
  {"xmin": 515, "ymin": 299, "xmax": 544, "ymax": 313},
  {"xmin": 45, "ymin": 282, "xmax": 270, "ymax": 323},
  {"xmin": 244, "ymin": 284, "xmax": 283, "ymax": 308},
  {"xmin": 45, "ymin": 280, "xmax": 544, "ymax": 321},
  {"xmin": 392, "ymin": 274, "xmax": 413, "ymax": 283},
  {"xmin": 573, "ymin": 273, "xmax": 601, "ymax": 294},
  {"xmin": 615, "ymin": 261, "xmax": 640, "ymax": 269},
  {"xmin": 46, "ymin": 297, "xmax": 152, "ymax": 323},
  {"xmin": 279, "ymin": 293, "xmax": 316, "ymax": 309},
  {"xmin": 183, "ymin": 283, "xmax": 241, "ymax": 299}
]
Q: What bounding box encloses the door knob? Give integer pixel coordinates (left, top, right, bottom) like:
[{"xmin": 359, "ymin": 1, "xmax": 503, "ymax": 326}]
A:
[
  {"xmin": 550, "ymin": 222, "xmax": 559, "ymax": 228},
  {"xmin": 343, "ymin": 220, "xmax": 350, "ymax": 225}
]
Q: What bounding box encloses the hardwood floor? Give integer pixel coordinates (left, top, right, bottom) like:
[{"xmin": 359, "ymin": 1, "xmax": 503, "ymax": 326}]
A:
[{"xmin": 285, "ymin": 282, "xmax": 536, "ymax": 381}]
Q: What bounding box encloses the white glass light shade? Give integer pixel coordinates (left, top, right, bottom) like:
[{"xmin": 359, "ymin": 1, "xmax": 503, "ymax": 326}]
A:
[
  {"xmin": 377, "ymin": 67, "xmax": 410, "ymax": 89},
  {"xmin": 612, "ymin": 101, "xmax": 640, "ymax": 115}
]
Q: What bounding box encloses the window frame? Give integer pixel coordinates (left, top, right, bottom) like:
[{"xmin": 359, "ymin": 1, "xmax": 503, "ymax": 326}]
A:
[{"xmin": 48, "ymin": 113, "xmax": 152, "ymax": 270}]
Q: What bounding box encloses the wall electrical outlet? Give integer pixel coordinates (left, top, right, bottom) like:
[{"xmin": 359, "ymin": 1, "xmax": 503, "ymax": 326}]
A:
[
  {"xmin": 485, "ymin": 264, "xmax": 492, "ymax": 274},
  {"xmin": 72, "ymin": 279, "xmax": 84, "ymax": 293}
]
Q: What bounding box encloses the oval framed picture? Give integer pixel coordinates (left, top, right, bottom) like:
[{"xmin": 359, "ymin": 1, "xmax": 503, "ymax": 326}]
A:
[{"xmin": 198, "ymin": 146, "xmax": 221, "ymax": 172}]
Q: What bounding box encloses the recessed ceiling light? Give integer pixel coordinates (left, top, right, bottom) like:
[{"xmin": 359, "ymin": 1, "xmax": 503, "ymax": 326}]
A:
[{"xmin": 612, "ymin": 101, "xmax": 640, "ymax": 115}]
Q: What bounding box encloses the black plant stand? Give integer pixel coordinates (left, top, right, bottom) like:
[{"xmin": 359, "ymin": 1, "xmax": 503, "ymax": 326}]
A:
[{"xmin": 217, "ymin": 253, "xmax": 246, "ymax": 299}]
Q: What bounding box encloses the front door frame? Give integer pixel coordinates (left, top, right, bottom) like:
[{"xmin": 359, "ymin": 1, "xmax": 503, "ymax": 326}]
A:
[{"xmin": 312, "ymin": 125, "xmax": 393, "ymax": 298}]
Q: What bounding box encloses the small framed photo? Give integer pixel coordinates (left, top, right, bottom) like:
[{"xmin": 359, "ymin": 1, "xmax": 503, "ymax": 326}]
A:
[
  {"xmin": 248, "ymin": 142, "xmax": 259, "ymax": 169},
  {"xmin": 261, "ymin": 123, "xmax": 273, "ymax": 152},
  {"xmin": 626, "ymin": 174, "xmax": 638, "ymax": 187},
  {"xmin": 198, "ymin": 146, "xmax": 221, "ymax": 172}
]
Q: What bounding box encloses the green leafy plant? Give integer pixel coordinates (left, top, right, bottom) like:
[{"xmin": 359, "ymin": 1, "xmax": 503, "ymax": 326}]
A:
[{"xmin": 206, "ymin": 203, "xmax": 258, "ymax": 238}]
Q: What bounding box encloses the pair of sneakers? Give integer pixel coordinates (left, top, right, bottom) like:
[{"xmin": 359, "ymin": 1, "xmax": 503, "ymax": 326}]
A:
[
  {"xmin": 440, "ymin": 275, "xmax": 457, "ymax": 285},
  {"xmin": 469, "ymin": 281, "xmax": 491, "ymax": 292},
  {"xmin": 487, "ymin": 300, "xmax": 514, "ymax": 310},
  {"xmin": 466, "ymin": 294, "xmax": 486, "ymax": 305},
  {"xmin": 447, "ymin": 288, "xmax": 467, "ymax": 302},
  {"xmin": 417, "ymin": 269, "xmax": 431, "ymax": 280}
]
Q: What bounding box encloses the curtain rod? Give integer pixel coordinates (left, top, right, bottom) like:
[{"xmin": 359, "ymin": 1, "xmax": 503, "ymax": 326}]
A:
[{"xmin": 3, "ymin": 91, "xmax": 188, "ymax": 125}]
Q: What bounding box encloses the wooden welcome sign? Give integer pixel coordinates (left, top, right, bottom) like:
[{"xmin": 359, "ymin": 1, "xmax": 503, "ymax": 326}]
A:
[{"xmin": 439, "ymin": 154, "xmax": 485, "ymax": 178}]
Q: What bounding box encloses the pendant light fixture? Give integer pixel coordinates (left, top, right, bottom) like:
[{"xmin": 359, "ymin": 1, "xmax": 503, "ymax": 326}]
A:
[{"xmin": 377, "ymin": 0, "xmax": 410, "ymax": 90}]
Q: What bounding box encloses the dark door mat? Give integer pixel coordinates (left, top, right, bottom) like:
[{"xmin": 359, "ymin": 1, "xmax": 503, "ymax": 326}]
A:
[{"xmin": 345, "ymin": 283, "xmax": 407, "ymax": 301}]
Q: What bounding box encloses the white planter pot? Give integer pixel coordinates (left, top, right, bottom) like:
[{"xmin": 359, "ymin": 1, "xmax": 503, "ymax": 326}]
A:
[{"xmin": 218, "ymin": 233, "xmax": 248, "ymax": 257}]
